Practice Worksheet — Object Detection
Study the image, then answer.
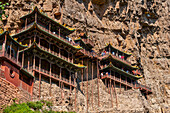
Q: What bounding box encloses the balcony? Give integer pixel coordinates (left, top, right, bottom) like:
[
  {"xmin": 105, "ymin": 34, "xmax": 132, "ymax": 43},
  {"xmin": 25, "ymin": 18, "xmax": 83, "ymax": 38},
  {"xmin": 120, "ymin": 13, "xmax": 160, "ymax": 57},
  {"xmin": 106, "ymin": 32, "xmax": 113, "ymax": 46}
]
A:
[
  {"xmin": 16, "ymin": 22, "xmax": 79, "ymax": 48},
  {"xmin": 101, "ymin": 74, "xmax": 134, "ymax": 88},
  {"xmin": 101, "ymin": 74, "xmax": 151, "ymax": 92},
  {"xmin": 26, "ymin": 66, "xmax": 75, "ymax": 87},
  {"xmin": 100, "ymin": 53, "xmax": 131, "ymax": 66},
  {"xmin": 39, "ymin": 45, "xmax": 73, "ymax": 63},
  {"xmin": 0, "ymin": 51, "xmax": 22, "ymax": 67}
]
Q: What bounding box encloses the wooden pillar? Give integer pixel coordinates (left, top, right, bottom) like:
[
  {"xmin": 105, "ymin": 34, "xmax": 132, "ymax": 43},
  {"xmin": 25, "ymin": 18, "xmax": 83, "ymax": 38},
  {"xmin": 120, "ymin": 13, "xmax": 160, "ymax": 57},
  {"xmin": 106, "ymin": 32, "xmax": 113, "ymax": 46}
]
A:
[
  {"xmin": 69, "ymin": 71, "xmax": 71, "ymax": 92},
  {"xmin": 49, "ymin": 44, "xmax": 51, "ymax": 53},
  {"xmin": 74, "ymin": 72, "xmax": 77, "ymax": 112},
  {"xmin": 3, "ymin": 33, "xmax": 7, "ymax": 54},
  {"xmin": 126, "ymin": 77, "xmax": 127, "ymax": 90},
  {"xmin": 59, "ymin": 67, "xmax": 62, "ymax": 88},
  {"xmin": 114, "ymin": 80, "xmax": 118, "ymax": 107},
  {"xmin": 68, "ymin": 52, "xmax": 70, "ymax": 62},
  {"xmin": 59, "ymin": 48, "xmax": 61, "ymax": 57},
  {"xmin": 39, "ymin": 73, "xmax": 41, "ymax": 100},
  {"xmin": 49, "ymin": 63, "xmax": 52, "ymax": 96},
  {"xmin": 31, "ymin": 70, "xmax": 35, "ymax": 100},
  {"xmin": 25, "ymin": 18, "xmax": 27, "ymax": 30},
  {"xmin": 86, "ymin": 59, "xmax": 89, "ymax": 112},
  {"xmin": 97, "ymin": 59, "xmax": 100, "ymax": 107},
  {"xmin": 72, "ymin": 53, "xmax": 73, "ymax": 63},
  {"xmin": 91, "ymin": 60, "xmax": 94, "ymax": 108},
  {"xmin": 39, "ymin": 58, "xmax": 41, "ymax": 100},
  {"xmin": 35, "ymin": 12, "xmax": 37, "ymax": 23},
  {"xmin": 61, "ymin": 82, "xmax": 64, "ymax": 106},
  {"xmin": 111, "ymin": 83, "xmax": 113, "ymax": 107},
  {"xmin": 59, "ymin": 29, "xmax": 60, "ymax": 38},
  {"xmin": 49, "ymin": 23, "xmax": 51, "ymax": 32},
  {"xmin": 17, "ymin": 46, "xmax": 19, "ymax": 64},
  {"xmin": 33, "ymin": 55, "xmax": 35, "ymax": 69},
  {"xmin": 120, "ymin": 75, "xmax": 121, "ymax": 93},
  {"xmin": 81, "ymin": 58, "xmax": 83, "ymax": 90},
  {"xmin": 28, "ymin": 57, "xmax": 30, "ymax": 71},
  {"xmin": 9, "ymin": 41, "xmax": 12, "ymax": 58},
  {"xmin": 22, "ymin": 52, "xmax": 24, "ymax": 67}
]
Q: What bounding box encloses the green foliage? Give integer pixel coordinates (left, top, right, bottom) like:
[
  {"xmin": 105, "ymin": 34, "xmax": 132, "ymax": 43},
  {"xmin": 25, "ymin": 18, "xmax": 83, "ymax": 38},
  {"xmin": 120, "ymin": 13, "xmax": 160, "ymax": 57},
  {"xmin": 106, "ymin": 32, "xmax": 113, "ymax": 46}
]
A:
[
  {"xmin": 0, "ymin": 2, "xmax": 9, "ymax": 20},
  {"xmin": 40, "ymin": 100, "xmax": 53, "ymax": 108},
  {"xmin": 27, "ymin": 101, "xmax": 44, "ymax": 110},
  {"xmin": 3, "ymin": 100, "xmax": 76, "ymax": 113},
  {"xmin": 3, "ymin": 103, "xmax": 34, "ymax": 113}
]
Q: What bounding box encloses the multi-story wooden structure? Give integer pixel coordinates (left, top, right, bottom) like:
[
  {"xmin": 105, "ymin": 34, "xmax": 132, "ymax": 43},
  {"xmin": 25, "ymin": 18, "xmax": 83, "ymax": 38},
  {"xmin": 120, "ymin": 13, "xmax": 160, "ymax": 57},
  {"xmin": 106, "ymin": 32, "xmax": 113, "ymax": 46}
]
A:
[{"xmin": 0, "ymin": 6, "xmax": 151, "ymax": 111}]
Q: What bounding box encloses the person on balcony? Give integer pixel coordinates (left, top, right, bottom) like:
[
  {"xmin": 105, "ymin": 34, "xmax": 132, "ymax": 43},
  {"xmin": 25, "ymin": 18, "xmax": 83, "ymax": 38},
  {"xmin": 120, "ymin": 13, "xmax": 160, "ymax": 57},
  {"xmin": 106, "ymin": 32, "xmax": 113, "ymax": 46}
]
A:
[
  {"xmin": 112, "ymin": 51, "xmax": 115, "ymax": 55},
  {"xmin": 101, "ymin": 72, "xmax": 103, "ymax": 78},
  {"xmin": 121, "ymin": 55, "xmax": 124, "ymax": 59}
]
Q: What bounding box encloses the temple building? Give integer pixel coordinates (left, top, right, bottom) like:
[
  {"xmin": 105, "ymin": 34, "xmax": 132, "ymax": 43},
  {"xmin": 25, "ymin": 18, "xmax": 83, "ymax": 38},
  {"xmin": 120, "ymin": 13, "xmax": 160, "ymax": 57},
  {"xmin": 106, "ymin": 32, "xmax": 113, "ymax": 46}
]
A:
[{"xmin": 0, "ymin": 6, "xmax": 151, "ymax": 111}]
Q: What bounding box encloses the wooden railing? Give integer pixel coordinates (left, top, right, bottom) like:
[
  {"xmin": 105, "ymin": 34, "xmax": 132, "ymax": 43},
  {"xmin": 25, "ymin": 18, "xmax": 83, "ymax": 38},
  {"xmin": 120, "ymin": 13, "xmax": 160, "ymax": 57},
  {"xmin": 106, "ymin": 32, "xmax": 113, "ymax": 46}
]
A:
[
  {"xmin": 101, "ymin": 74, "xmax": 151, "ymax": 92},
  {"xmin": 100, "ymin": 53, "xmax": 131, "ymax": 65},
  {"xmin": 39, "ymin": 45, "xmax": 72, "ymax": 63},
  {"xmin": 0, "ymin": 51, "xmax": 22, "ymax": 67},
  {"xmin": 100, "ymin": 64, "xmax": 136, "ymax": 76},
  {"xmin": 28, "ymin": 66, "xmax": 75, "ymax": 85}
]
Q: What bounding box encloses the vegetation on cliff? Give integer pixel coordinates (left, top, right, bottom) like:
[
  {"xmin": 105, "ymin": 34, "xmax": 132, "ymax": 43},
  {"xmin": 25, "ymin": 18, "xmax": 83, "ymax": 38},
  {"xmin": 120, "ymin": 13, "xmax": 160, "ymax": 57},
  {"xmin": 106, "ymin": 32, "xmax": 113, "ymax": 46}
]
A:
[{"xmin": 3, "ymin": 100, "xmax": 75, "ymax": 113}]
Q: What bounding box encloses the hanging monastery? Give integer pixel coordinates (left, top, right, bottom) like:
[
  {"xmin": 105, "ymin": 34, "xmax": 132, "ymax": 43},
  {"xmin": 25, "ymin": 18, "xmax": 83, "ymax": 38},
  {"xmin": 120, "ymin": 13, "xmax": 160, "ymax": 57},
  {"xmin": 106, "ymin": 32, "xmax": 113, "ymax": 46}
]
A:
[{"xmin": 0, "ymin": 7, "xmax": 152, "ymax": 111}]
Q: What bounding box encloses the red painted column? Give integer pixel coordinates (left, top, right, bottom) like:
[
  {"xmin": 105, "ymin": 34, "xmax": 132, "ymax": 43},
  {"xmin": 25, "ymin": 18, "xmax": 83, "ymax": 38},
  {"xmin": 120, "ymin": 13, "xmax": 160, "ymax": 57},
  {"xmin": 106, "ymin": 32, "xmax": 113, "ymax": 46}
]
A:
[
  {"xmin": 91, "ymin": 60, "xmax": 94, "ymax": 108},
  {"xmin": 39, "ymin": 58, "xmax": 41, "ymax": 100},
  {"xmin": 86, "ymin": 59, "xmax": 89, "ymax": 112},
  {"xmin": 33, "ymin": 55, "xmax": 35, "ymax": 69},
  {"xmin": 74, "ymin": 72, "xmax": 77, "ymax": 112},
  {"xmin": 39, "ymin": 73, "xmax": 41, "ymax": 100},
  {"xmin": 97, "ymin": 59, "xmax": 100, "ymax": 107},
  {"xmin": 114, "ymin": 80, "xmax": 118, "ymax": 107},
  {"xmin": 120, "ymin": 74, "xmax": 121, "ymax": 93},
  {"xmin": 69, "ymin": 71, "xmax": 71, "ymax": 92}
]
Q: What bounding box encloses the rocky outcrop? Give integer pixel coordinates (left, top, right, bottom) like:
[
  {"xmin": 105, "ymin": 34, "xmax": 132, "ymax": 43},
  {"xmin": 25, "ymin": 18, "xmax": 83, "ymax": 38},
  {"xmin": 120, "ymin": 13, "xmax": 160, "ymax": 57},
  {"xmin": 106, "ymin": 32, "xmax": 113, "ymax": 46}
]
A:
[{"xmin": 0, "ymin": 0, "xmax": 169, "ymax": 112}]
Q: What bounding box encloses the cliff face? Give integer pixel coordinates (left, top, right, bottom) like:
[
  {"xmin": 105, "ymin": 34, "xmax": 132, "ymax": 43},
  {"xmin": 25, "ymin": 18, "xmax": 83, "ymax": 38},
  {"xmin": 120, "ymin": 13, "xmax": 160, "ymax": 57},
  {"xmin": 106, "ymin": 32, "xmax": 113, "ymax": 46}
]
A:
[{"xmin": 0, "ymin": 0, "xmax": 169, "ymax": 112}]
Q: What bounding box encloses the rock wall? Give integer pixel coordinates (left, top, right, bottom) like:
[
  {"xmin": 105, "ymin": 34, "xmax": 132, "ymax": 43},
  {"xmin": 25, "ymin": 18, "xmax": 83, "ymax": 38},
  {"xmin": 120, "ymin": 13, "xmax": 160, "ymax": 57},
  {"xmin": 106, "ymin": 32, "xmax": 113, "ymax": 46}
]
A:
[
  {"xmin": 0, "ymin": 0, "xmax": 169, "ymax": 113},
  {"xmin": 0, "ymin": 77, "xmax": 31, "ymax": 111}
]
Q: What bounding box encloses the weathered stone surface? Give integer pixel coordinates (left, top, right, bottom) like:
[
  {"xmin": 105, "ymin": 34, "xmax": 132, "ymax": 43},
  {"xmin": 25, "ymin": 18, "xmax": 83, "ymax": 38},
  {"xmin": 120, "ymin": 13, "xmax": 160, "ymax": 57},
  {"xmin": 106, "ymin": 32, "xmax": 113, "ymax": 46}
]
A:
[{"xmin": 0, "ymin": 0, "xmax": 169, "ymax": 112}]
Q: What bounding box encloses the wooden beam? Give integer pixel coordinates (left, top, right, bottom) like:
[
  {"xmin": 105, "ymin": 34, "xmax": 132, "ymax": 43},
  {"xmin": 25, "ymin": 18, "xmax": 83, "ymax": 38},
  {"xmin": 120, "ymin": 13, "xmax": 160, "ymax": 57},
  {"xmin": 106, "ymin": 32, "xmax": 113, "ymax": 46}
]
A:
[
  {"xmin": 81, "ymin": 58, "xmax": 83, "ymax": 91},
  {"xmin": 49, "ymin": 63, "xmax": 52, "ymax": 96},
  {"xmin": 97, "ymin": 59, "xmax": 100, "ymax": 107},
  {"xmin": 74, "ymin": 72, "xmax": 77, "ymax": 112},
  {"xmin": 111, "ymin": 83, "xmax": 113, "ymax": 107},
  {"xmin": 114, "ymin": 80, "xmax": 118, "ymax": 107},
  {"xmin": 86, "ymin": 59, "xmax": 89, "ymax": 112},
  {"xmin": 22, "ymin": 52, "xmax": 24, "ymax": 67},
  {"xmin": 91, "ymin": 60, "xmax": 94, "ymax": 108},
  {"xmin": 39, "ymin": 73, "xmax": 41, "ymax": 100}
]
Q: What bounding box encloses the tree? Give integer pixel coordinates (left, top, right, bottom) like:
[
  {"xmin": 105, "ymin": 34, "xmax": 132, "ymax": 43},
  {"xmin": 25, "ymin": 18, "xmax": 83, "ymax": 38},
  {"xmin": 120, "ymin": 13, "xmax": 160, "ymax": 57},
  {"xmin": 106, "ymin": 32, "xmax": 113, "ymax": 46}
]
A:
[{"xmin": 0, "ymin": 2, "xmax": 9, "ymax": 21}]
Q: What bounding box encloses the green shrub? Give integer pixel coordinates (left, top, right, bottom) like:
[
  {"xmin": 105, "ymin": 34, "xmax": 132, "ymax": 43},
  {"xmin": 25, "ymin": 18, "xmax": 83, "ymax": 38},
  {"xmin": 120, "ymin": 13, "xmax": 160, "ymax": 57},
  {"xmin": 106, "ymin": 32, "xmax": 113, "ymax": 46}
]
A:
[
  {"xmin": 27, "ymin": 101, "xmax": 43, "ymax": 110},
  {"xmin": 3, "ymin": 103, "xmax": 34, "ymax": 113}
]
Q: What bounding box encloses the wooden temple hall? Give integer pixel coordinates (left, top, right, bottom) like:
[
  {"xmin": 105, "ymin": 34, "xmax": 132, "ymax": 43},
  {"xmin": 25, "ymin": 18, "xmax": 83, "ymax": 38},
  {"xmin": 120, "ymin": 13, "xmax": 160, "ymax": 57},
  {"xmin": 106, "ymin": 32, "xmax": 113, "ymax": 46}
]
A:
[{"xmin": 0, "ymin": 7, "xmax": 151, "ymax": 110}]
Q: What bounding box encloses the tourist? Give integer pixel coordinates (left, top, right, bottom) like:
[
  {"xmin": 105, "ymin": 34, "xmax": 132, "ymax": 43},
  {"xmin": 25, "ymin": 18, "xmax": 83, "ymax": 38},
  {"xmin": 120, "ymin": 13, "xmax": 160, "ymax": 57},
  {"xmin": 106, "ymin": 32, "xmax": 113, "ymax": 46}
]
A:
[
  {"xmin": 112, "ymin": 51, "xmax": 115, "ymax": 55},
  {"xmin": 101, "ymin": 72, "xmax": 103, "ymax": 77}
]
